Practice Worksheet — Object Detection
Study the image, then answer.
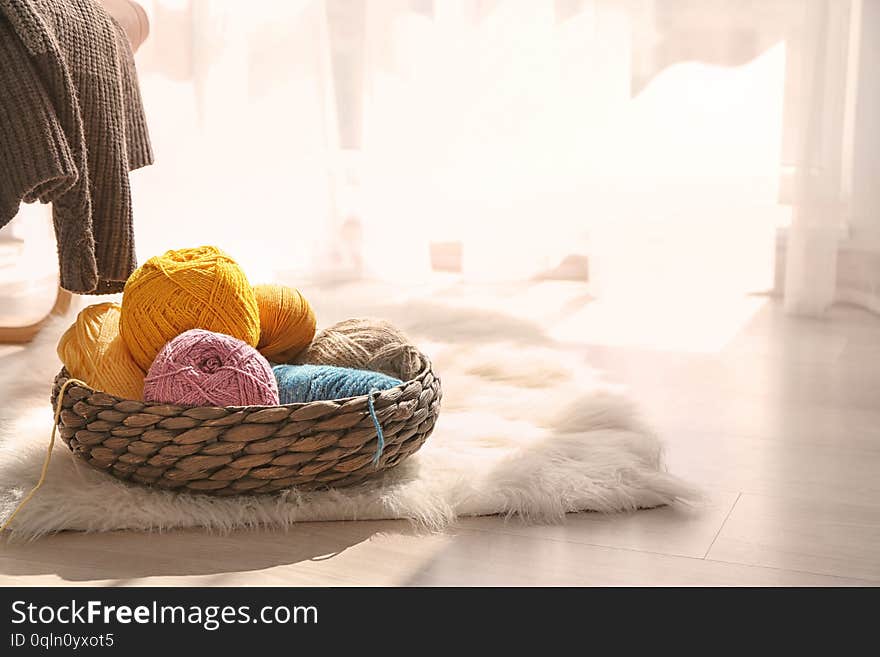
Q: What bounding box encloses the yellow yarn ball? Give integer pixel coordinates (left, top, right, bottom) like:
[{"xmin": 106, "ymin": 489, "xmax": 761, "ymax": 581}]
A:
[
  {"xmin": 120, "ymin": 246, "xmax": 261, "ymax": 371},
  {"xmin": 57, "ymin": 303, "xmax": 147, "ymax": 399},
  {"xmin": 253, "ymin": 283, "xmax": 317, "ymax": 363}
]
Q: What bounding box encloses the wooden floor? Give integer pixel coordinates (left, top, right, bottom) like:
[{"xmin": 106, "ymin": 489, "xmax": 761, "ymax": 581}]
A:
[{"xmin": 1, "ymin": 296, "xmax": 878, "ymax": 586}]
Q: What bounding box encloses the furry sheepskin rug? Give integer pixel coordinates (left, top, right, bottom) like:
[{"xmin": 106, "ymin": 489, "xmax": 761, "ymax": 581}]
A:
[{"xmin": 0, "ymin": 285, "xmax": 698, "ymax": 540}]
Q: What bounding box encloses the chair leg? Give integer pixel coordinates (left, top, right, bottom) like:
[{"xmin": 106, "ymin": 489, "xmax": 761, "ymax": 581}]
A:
[{"xmin": 0, "ymin": 287, "xmax": 73, "ymax": 344}]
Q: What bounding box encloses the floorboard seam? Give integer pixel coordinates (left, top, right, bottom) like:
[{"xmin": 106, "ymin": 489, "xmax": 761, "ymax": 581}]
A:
[
  {"xmin": 703, "ymin": 491, "xmax": 742, "ymax": 559},
  {"xmin": 700, "ymin": 556, "xmax": 879, "ymax": 585}
]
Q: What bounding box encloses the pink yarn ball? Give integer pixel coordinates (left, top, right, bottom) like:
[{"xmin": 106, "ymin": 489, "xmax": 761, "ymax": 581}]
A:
[{"xmin": 144, "ymin": 329, "xmax": 279, "ymax": 407}]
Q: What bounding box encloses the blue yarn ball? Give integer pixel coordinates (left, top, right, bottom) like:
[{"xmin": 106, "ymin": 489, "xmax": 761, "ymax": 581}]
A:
[{"xmin": 272, "ymin": 364, "xmax": 403, "ymax": 404}]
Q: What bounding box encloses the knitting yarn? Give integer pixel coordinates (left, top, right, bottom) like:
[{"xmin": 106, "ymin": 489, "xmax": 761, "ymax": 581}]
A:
[
  {"xmin": 295, "ymin": 318, "xmax": 421, "ymax": 381},
  {"xmin": 144, "ymin": 329, "xmax": 279, "ymax": 407},
  {"xmin": 273, "ymin": 364, "xmax": 402, "ymax": 404},
  {"xmin": 253, "ymin": 283, "xmax": 316, "ymax": 363},
  {"xmin": 56, "ymin": 303, "xmax": 146, "ymax": 400},
  {"xmin": 120, "ymin": 246, "xmax": 261, "ymax": 371}
]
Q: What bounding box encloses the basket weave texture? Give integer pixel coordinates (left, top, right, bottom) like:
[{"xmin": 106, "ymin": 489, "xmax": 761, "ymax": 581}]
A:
[{"xmin": 50, "ymin": 352, "xmax": 441, "ymax": 495}]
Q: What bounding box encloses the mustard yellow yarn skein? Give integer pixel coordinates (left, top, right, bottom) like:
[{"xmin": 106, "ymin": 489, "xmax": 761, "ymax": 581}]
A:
[
  {"xmin": 253, "ymin": 284, "xmax": 317, "ymax": 363},
  {"xmin": 120, "ymin": 246, "xmax": 261, "ymax": 371},
  {"xmin": 57, "ymin": 303, "xmax": 147, "ymax": 400}
]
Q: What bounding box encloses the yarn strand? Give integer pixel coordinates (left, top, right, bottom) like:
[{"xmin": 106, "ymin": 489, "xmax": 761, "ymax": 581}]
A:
[
  {"xmin": 0, "ymin": 377, "xmax": 87, "ymax": 534},
  {"xmin": 368, "ymin": 388, "xmax": 385, "ymax": 466}
]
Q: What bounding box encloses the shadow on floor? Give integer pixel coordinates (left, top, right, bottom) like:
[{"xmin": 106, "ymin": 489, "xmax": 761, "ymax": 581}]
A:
[{"xmin": 0, "ymin": 519, "xmax": 422, "ymax": 582}]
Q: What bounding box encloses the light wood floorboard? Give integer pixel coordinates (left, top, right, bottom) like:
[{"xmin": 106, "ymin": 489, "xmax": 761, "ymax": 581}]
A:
[{"xmin": 1, "ymin": 295, "xmax": 878, "ymax": 586}]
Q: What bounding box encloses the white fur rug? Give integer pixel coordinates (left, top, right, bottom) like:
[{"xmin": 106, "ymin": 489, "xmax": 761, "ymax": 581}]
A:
[{"xmin": 0, "ymin": 285, "xmax": 698, "ymax": 540}]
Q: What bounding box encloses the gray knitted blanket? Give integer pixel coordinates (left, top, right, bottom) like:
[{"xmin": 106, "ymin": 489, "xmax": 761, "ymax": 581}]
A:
[{"xmin": 0, "ymin": 0, "xmax": 152, "ymax": 294}]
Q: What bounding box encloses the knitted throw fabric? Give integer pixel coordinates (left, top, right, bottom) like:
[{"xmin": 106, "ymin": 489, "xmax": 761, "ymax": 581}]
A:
[{"xmin": 0, "ymin": 0, "xmax": 153, "ymax": 294}]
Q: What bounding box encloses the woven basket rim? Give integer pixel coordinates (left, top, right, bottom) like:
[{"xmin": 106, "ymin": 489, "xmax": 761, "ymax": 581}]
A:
[{"xmin": 55, "ymin": 352, "xmax": 434, "ymax": 410}]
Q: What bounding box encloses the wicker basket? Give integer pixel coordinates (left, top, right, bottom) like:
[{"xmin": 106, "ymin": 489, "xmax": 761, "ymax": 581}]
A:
[{"xmin": 50, "ymin": 351, "xmax": 441, "ymax": 495}]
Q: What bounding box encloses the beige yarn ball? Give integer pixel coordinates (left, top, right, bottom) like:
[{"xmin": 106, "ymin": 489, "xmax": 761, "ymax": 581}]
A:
[{"xmin": 295, "ymin": 318, "xmax": 422, "ymax": 381}]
